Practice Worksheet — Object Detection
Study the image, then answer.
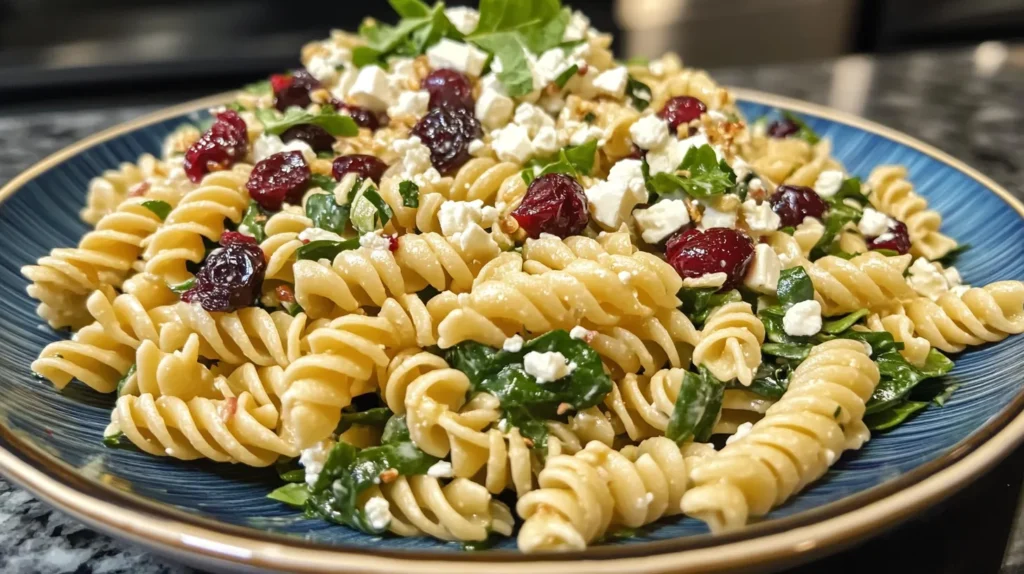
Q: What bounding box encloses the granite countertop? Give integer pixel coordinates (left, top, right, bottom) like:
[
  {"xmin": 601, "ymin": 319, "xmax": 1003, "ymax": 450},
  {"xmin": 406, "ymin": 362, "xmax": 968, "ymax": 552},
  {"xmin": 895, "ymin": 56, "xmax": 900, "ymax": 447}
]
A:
[{"xmin": 1, "ymin": 45, "xmax": 1024, "ymax": 573}]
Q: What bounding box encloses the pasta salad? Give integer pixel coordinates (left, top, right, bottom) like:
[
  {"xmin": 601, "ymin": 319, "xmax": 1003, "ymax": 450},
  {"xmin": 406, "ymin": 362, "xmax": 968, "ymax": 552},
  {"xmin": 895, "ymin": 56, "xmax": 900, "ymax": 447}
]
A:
[{"xmin": 24, "ymin": 0, "xmax": 1024, "ymax": 552}]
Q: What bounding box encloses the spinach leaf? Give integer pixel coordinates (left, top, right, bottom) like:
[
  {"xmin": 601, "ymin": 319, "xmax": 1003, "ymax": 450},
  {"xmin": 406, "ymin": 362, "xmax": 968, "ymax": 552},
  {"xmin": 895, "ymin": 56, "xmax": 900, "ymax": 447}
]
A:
[
  {"xmin": 830, "ymin": 177, "xmax": 868, "ymax": 206},
  {"xmin": 310, "ymin": 173, "xmax": 337, "ymax": 192},
  {"xmin": 553, "ymin": 64, "xmax": 579, "ymax": 88},
  {"xmin": 936, "ymin": 243, "xmax": 971, "ymax": 266},
  {"xmin": 864, "ymin": 400, "xmax": 929, "ymax": 431},
  {"xmin": 267, "ymin": 483, "xmax": 311, "ymax": 507},
  {"xmin": 239, "ymin": 200, "xmax": 269, "ymax": 244},
  {"xmin": 665, "ymin": 366, "xmax": 723, "ymax": 443},
  {"xmin": 398, "ymin": 180, "xmax": 420, "ymax": 208},
  {"xmin": 758, "ymin": 305, "xmax": 809, "ymax": 345},
  {"xmin": 781, "ymin": 111, "xmax": 820, "ymax": 145},
  {"xmin": 626, "ymin": 76, "xmax": 652, "ymax": 111},
  {"xmin": 256, "ymin": 106, "xmax": 359, "ymax": 137},
  {"xmin": 471, "ymin": 32, "xmax": 536, "ymax": 97},
  {"xmin": 761, "ymin": 343, "xmax": 811, "ymax": 361},
  {"xmin": 274, "ymin": 458, "xmax": 305, "ymax": 483},
  {"xmin": 295, "ymin": 238, "xmax": 360, "ymax": 261},
  {"xmin": 833, "ymin": 330, "xmax": 903, "ymax": 357},
  {"xmin": 820, "ymin": 308, "xmax": 868, "ymax": 334},
  {"xmin": 646, "ymin": 145, "xmax": 737, "ymax": 200},
  {"xmin": 678, "ymin": 287, "xmax": 742, "ymax": 327},
  {"xmin": 810, "ymin": 202, "xmax": 860, "ymax": 260},
  {"xmin": 866, "ymin": 349, "xmax": 954, "ymax": 414},
  {"xmin": 141, "ymin": 200, "xmax": 172, "ymax": 221},
  {"xmin": 336, "ymin": 407, "xmax": 394, "ymax": 435},
  {"xmin": 305, "ymin": 193, "xmax": 349, "ymax": 234},
  {"xmin": 169, "ymin": 278, "xmax": 195, "ymax": 294},
  {"xmin": 744, "ymin": 362, "xmax": 792, "ymax": 400},
  {"xmin": 776, "ymin": 267, "xmax": 814, "ymax": 309},
  {"xmin": 445, "ymin": 330, "xmax": 612, "ymax": 448}
]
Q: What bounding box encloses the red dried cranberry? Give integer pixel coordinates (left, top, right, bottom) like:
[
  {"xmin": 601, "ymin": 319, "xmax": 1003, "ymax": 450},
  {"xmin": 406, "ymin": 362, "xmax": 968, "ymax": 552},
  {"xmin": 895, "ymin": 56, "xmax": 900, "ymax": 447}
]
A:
[
  {"xmin": 183, "ymin": 111, "xmax": 249, "ymax": 183},
  {"xmin": 767, "ymin": 119, "xmax": 800, "ymax": 139},
  {"xmin": 334, "ymin": 101, "xmax": 384, "ymax": 131},
  {"xmin": 511, "ymin": 173, "xmax": 589, "ymax": 239},
  {"xmin": 332, "ymin": 154, "xmax": 388, "ymax": 183},
  {"xmin": 411, "ymin": 106, "xmax": 481, "ymax": 175},
  {"xmin": 665, "ymin": 227, "xmax": 754, "ymax": 291},
  {"xmin": 181, "ymin": 241, "xmax": 267, "ymax": 312},
  {"xmin": 866, "ymin": 220, "xmax": 912, "ymax": 255},
  {"xmin": 387, "ymin": 234, "xmax": 399, "ymax": 252},
  {"xmin": 273, "ymin": 70, "xmax": 322, "ymax": 111},
  {"xmin": 281, "ymin": 124, "xmax": 335, "ymax": 153},
  {"xmin": 220, "ymin": 231, "xmax": 258, "ymax": 246},
  {"xmin": 770, "ymin": 185, "xmax": 828, "ymax": 227},
  {"xmin": 658, "ymin": 96, "xmax": 707, "ymax": 134},
  {"xmin": 245, "ymin": 151, "xmax": 311, "ymax": 211},
  {"xmin": 421, "ymin": 69, "xmax": 474, "ymax": 110}
]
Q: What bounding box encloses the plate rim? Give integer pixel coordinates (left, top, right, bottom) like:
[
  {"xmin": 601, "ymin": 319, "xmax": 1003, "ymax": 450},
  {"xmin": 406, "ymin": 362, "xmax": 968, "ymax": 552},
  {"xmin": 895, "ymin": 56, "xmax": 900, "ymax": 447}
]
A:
[{"xmin": 1, "ymin": 87, "xmax": 1023, "ymax": 573}]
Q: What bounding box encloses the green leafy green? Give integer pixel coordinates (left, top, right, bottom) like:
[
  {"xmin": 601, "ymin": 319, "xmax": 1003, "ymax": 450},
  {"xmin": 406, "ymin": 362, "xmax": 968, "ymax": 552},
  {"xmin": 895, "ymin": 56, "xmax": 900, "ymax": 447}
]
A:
[
  {"xmin": 239, "ymin": 200, "xmax": 269, "ymax": 244},
  {"xmin": 310, "ymin": 174, "xmax": 337, "ymax": 192},
  {"xmin": 469, "ymin": 1, "xmax": 568, "ymax": 96},
  {"xmin": 116, "ymin": 364, "xmax": 137, "ymax": 396},
  {"xmin": 864, "ymin": 401, "xmax": 929, "ymax": 431},
  {"xmin": 336, "ymin": 407, "xmax": 394, "ymax": 435},
  {"xmin": 761, "ymin": 343, "xmax": 811, "ymax": 361},
  {"xmin": 101, "ymin": 432, "xmax": 136, "ymax": 450},
  {"xmin": 398, "ymin": 180, "xmax": 420, "ymax": 208},
  {"xmin": 141, "ymin": 200, "xmax": 172, "ymax": 221},
  {"xmin": 554, "ymin": 64, "xmax": 579, "ymax": 88},
  {"xmin": 362, "ymin": 187, "xmax": 394, "ymax": 230},
  {"xmin": 532, "ymin": 139, "xmax": 599, "ymax": 181},
  {"xmin": 305, "ymin": 193, "xmax": 349, "ymax": 234},
  {"xmin": 678, "ymin": 288, "xmax": 742, "ymax": 327},
  {"xmin": 275, "ymin": 458, "xmax": 306, "ymax": 483},
  {"xmin": 471, "ymin": 32, "xmax": 535, "ymax": 97},
  {"xmin": 256, "ymin": 106, "xmax": 359, "ymax": 137},
  {"xmin": 781, "ymin": 111, "xmax": 820, "ymax": 145},
  {"xmin": 936, "ymin": 243, "xmax": 971, "ymax": 266},
  {"xmin": 776, "ymin": 267, "xmax": 814, "ymax": 309},
  {"xmin": 810, "ymin": 202, "xmax": 861, "ymax": 260},
  {"xmin": 821, "ymin": 309, "xmax": 869, "ymax": 334},
  {"xmin": 390, "ymin": 0, "xmax": 431, "ymax": 18},
  {"xmin": 267, "ymin": 482, "xmax": 312, "ymax": 507},
  {"xmin": 295, "ymin": 238, "xmax": 360, "ymax": 261},
  {"xmin": 626, "ymin": 76, "xmax": 652, "ymax": 111},
  {"xmin": 169, "ymin": 278, "xmax": 196, "ymax": 294},
  {"xmin": 583, "ymin": 112, "xmax": 597, "ymax": 123},
  {"xmin": 242, "ymin": 79, "xmax": 271, "ymax": 95},
  {"xmin": 866, "ymin": 349, "xmax": 954, "ymax": 414},
  {"xmin": 646, "ymin": 145, "xmax": 737, "ymax": 200},
  {"xmin": 833, "ymin": 330, "xmax": 903, "ymax": 357},
  {"xmin": 316, "ymin": 150, "xmax": 336, "ymax": 160},
  {"xmin": 743, "ymin": 362, "xmax": 792, "ymax": 400},
  {"xmin": 665, "ymin": 366, "xmax": 724, "ymax": 443},
  {"xmin": 830, "ymin": 177, "xmax": 868, "ymax": 206},
  {"xmin": 446, "ymin": 330, "xmax": 612, "ymax": 448},
  {"xmin": 930, "ymin": 383, "xmax": 960, "ymax": 407}
]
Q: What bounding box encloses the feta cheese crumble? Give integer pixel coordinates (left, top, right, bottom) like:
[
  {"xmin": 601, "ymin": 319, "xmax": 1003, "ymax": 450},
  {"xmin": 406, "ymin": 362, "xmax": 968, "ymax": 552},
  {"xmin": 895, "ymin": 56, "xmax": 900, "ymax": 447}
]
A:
[
  {"xmin": 858, "ymin": 208, "xmax": 892, "ymax": 237},
  {"xmin": 348, "ymin": 66, "xmax": 391, "ymax": 112},
  {"xmin": 783, "ymin": 300, "xmax": 823, "ymax": 337},
  {"xmin": 584, "ymin": 159, "xmax": 649, "ymax": 229},
  {"xmin": 629, "ymin": 115, "xmax": 671, "ymax": 150},
  {"xmin": 725, "ymin": 421, "xmax": 754, "ymax": 445},
  {"xmin": 387, "ymin": 90, "xmax": 430, "ymax": 118},
  {"xmin": 426, "ymin": 39, "xmax": 489, "ymax": 77},
  {"xmin": 907, "ymin": 257, "xmax": 965, "ymax": 300},
  {"xmin": 299, "ymin": 439, "xmax": 335, "ymax": 487},
  {"xmin": 359, "ymin": 231, "xmax": 391, "ymax": 251},
  {"xmin": 491, "ymin": 124, "xmax": 535, "ymax": 163},
  {"xmin": 364, "ymin": 497, "xmax": 392, "ymax": 531},
  {"xmin": 699, "ymin": 202, "xmax": 738, "ymax": 230},
  {"xmin": 744, "ymin": 243, "xmax": 782, "ymax": 294},
  {"xmin": 633, "ymin": 199, "xmax": 690, "ymax": 244},
  {"xmin": 252, "ymin": 134, "xmax": 316, "ymax": 164},
  {"xmin": 592, "ymin": 67, "xmax": 629, "ymax": 97},
  {"xmin": 438, "ymin": 199, "xmax": 498, "ymax": 236},
  {"xmin": 298, "ymin": 227, "xmax": 345, "ymax": 244},
  {"xmin": 426, "ymin": 460, "xmax": 454, "ymax": 478},
  {"xmin": 523, "ymin": 351, "xmax": 575, "ymax": 383},
  {"xmin": 814, "ymin": 170, "xmax": 845, "ymax": 198},
  {"xmin": 502, "ymin": 335, "xmax": 524, "ymax": 353},
  {"xmin": 741, "ymin": 199, "xmax": 781, "ymax": 234},
  {"xmin": 569, "ymin": 326, "xmax": 594, "ymax": 341},
  {"xmin": 444, "ymin": 6, "xmax": 480, "ymax": 35}
]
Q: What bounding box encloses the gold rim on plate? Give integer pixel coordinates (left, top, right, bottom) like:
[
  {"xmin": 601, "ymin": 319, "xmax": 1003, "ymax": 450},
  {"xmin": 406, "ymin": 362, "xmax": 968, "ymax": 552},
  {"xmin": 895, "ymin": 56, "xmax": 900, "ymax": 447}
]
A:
[{"xmin": 1, "ymin": 88, "xmax": 1023, "ymax": 573}]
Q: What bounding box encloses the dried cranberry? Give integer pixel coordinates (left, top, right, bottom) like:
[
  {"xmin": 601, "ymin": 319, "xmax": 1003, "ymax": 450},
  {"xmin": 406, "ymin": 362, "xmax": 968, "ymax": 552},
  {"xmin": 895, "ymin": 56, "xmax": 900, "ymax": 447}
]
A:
[
  {"xmin": 421, "ymin": 69, "xmax": 474, "ymax": 110},
  {"xmin": 273, "ymin": 70, "xmax": 322, "ymax": 111},
  {"xmin": 245, "ymin": 151, "xmax": 311, "ymax": 211},
  {"xmin": 333, "ymin": 101, "xmax": 384, "ymax": 131},
  {"xmin": 866, "ymin": 220, "xmax": 912, "ymax": 255},
  {"xmin": 183, "ymin": 111, "xmax": 249, "ymax": 183},
  {"xmin": 770, "ymin": 185, "xmax": 828, "ymax": 227},
  {"xmin": 182, "ymin": 240, "xmax": 267, "ymax": 312},
  {"xmin": 665, "ymin": 227, "xmax": 754, "ymax": 291},
  {"xmin": 220, "ymin": 231, "xmax": 258, "ymax": 246},
  {"xmin": 281, "ymin": 124, "xmax": 335, "ymax": 153},
  {"xmin": 411, "ymin": 106, "xmax": 481, "ymax": 175},
  {"xmin": 658, "ymin": 96, "xmax": 707, "ymax": 134},
  {"xmin": 332, "ymin": 154, "xmax": 388, "ymax": 183},
  {"xmin": 510, "ymin": 173, "xmax": 589, "ymax": 239},
  {"xmin": 767, "ymin": 119, "xmax": 800, "ymax": 139},
  {"xmin": 387, "ymin": 235, "xmax": 400, "ymax": 252}
]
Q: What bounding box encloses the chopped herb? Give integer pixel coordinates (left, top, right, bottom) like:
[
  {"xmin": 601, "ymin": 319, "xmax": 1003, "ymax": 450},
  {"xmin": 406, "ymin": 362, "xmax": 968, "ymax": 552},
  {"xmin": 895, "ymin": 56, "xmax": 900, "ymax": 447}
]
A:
[
  {"xmin": 625, "ymin": 75, "xmax": 652, "ymax": 111},
  {"xmin": 645, "ymin": 145, "xmax": 737, "ymax": 200},
  {"xmin": 169, "ymin": 278, "xmax": 196, "ymax": 294},
  {"xmin": 834, "ymin": 405, "xmax": 842, "ymax": 418},
  {"xmin": 553, "ymin": 64, "xmax": 579, "ymax": 88},
  {"xmin": 398, "ymin": 180, "xmax": 420, "ymax": 208},
  {"xmin": 141, "ymin": 200, "xmax": 172, "ymax": 221},
  {"xmin": 255, "ymin": 106, "xmax": 359, "ymax": 137},
  {"xmin": 239, "ymin": 200, "xmax": 269, "ymax": 244},
  {"xmin": 295, "ymin": 238, "xmax": 360, "ymax": 261}
]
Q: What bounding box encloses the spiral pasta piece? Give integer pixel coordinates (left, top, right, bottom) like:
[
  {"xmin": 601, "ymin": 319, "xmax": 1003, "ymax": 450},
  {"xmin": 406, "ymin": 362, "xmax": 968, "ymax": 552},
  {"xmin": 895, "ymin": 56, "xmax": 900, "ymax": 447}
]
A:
[
  {"xmin": 260, "ymin": 210, "xmax": 313, "ymax": 283},
  {"xmin": 516, "ymin": 437, "xmax": 692, "ymax": 552},
  {"xmin": 215, "ymin": 362, "xmax": 287, "ymax": 420},
  {"xmin": 80, "ymin": 154, "xmax": 166, "ymax": 226},
  {"xmin": 866, "ymin": 311, "xmax": 931, "ymax": 367},
  {"xmin": 120, "ymin": 334, "xmax": 218, "ymax": 400},
  {"xmin": 587, "ymin": 308, "xmax": 699, "ymax": 377},
  {"xmin": 629, "ymin": 55, "xmax": 732, "ymax": 112},
  {"xmin": 693, "ymin": 302, "xmax": 764, "ymax": 386},
  {"xmin": 173, "ymin": 302, "xmax": 306, "ymax": 367},
  {"xmin": 904, "ymin": 281, "xmax": 1024, "ymax": 353},
  {"xmin": 365, "ymin": 476, "xmax": 514, "ymax": 542},
  {"xmin": 31, "ymin": 322, "xmax": 135, "ymax": 393},
  {"xmin": 143, "ymin": 167, "xmax": 252, "ymax": 284},
  {"xmin": 806, "ymin": 252, "xmax": 916, "ymax": 315},
  {"xmin": 868, "ymin": 165, "xmax": 957, "ymax": 261},
  {"xmin": 448, "ymin": 157, "xmax": 523, "ymax": 203},
  {"xmin": 110, "ymin": 390, "xmax": 297, "ymax": 466},
  {"xmin": 747, "ymin": 138, "xmax": 841, "ymax": 189},
  {"xmin": 681, "ymin": 340, "xmax": 880, "ymax": 532},
  {"xmin": 86, "ymin": 287, "xmax": 181, "ymax": 351}
]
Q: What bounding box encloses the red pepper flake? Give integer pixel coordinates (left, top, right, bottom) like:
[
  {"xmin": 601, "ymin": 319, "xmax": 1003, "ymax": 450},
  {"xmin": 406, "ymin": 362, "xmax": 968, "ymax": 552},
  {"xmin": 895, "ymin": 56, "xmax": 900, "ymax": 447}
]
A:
[
  {"xmin": 221, "ymin": 396, "xmax": 238, "ymax": 422},
  {"xmin": 577, "ymin": 63, "xmax": 589, "ymax": 76},
  {"xmin": 387, "ymin": 234, "xmax": 400, "ymax": 252},
  {"xmin": 302, "ymin": 238, "xmax": 311, "ymax": 244},
  {"xmin": 275, "ymin": 284, "xmax": 295, "ymax": 303},
  {"xmin": 128, "ymin": 181, "xmax": 150, "ymax": 197}
]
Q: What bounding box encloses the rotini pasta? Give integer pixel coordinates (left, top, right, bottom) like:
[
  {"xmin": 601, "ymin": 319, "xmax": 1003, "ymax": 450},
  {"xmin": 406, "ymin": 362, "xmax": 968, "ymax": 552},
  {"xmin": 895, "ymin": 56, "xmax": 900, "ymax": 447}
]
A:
[
  {"xmin": 693, "ymin": 302, "xmax": 764, "ymax": 386},
  {"xmin": 868, "ymin": 165, "xmax": 957, "ymax": 261},
  {"xmin": 904, "ymin": 281, "xmax": 1024, "ymax": 353},
  {"xmin": 805, "ymin": 251, "xmax": 917, "ymax": 315}
]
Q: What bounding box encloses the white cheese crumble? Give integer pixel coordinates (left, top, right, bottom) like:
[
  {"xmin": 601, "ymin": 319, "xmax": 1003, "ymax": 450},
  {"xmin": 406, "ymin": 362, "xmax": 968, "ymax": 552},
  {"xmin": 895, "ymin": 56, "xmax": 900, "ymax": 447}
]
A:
[
  {"xmin": 298, "ymin": 227, "xmax": 345, "ymax": 244},
  {"xmin": 699, "ymin": 202, "xmax": 738, "ymax": 230},
  {"xmin": 393, "ymin": 136, "xmax": 434, "ymax": 179},
  {"xmin": 468, "ymin": 138, "xmax": 485, "ymax": 154},
  {"xmin": 426, "ymin": 460, "xmax": 454, "ymax": 478},
  {"xmin": 858, "ymin": 208, "xmax": 892, "ymax": 237},
  {"xmin": 646, "ymin": 133, "xmax": 722, "ymax": 176},
  {"xmin": 513, "ymin": 102, "xmax": 556, "ymax": 137},
  {"xmin": 491, "ymin": 124, "xmax": 535, "ymax": 163},
  {"xmin": 444, "ymin": 6, "xmax": 480, "ymax": 35},
  {"xmin": 348, "ymin": 66, "xmax": 391, "ymax": 112},
  {"xmin": 562, "ymin": 10, "xmax": 591, "ymax": 42},
  {"xmin": 814, "ymin": 170, "xmax": 845, "ymax": 198},
  {"xmin": 629, "ymin": 115, "xmax": 671, "ymax": 150},
  {"xmin": 455, "ymin": 222, "xmax": 500, "ymax": 261},
  {"xmin": 502, "ymin": 334, "xmax": 524, "ymax": 353},
  {"xmin": 252, "ymin": 134, "xmax": 316, "ymax": 164},
  {"xmin": 387, "ymin": 90, "xmax": 430, "ymax": 118},
  {"xmin": 725, "ymin": 421, "xmax": 754, "ymax": 445},
  {"xmin": 744, "ymin": 243, "xmax": 782, "ymax": 294},
  {"xmin": 299, "ymin": 439, "xmax": 335, "ymax": 487},
  {"xmin": 633, "ymin": 199, "xmax": 690, "ymax": 244},
  {"xmin": 592, "ymin": 66, "xmax": 629, "ymax": 98},
  {"xmin": 426, "ymin": 39, "xmax": 489, "ymax": 76},
  {"xmin": 584, "ymin": 159, "xmax": 648, "ymax": 229},
  {"xmin": 783, "ymin": 300, "xmax": 823, "ymax": 337},
  {"xmin": 569, "ymin": 326, "xmax": 594, "ymax": 341},
  {"xmin": 907, "ymin": 257, "xmax": 965, "ymax": 301},
  {"xmin": 359, "ymin": 231, "xmax": 391, "ymax": 251},
  {"xmin": 476, "ymin": 88, "xmax": 515, "ymax": 129},
  {"xmin": 523, "ymin": 351, "xmax": 575, "ymax": 383},
  {"xmin": 681, "ymin": 273, "xmax": 727, "ymax": 289},
  {"xmin": 438, "ymin": 199, "xmax": 497, "ymax": 236},
  {"xmin": 532, "ymin": 126, "xmax": 561, "ymax": 156},
  {"xmin": 741, "ymin": 199, "xmax": 781, "ymax": 234},
  {"xmin": 364, "ymin": 497, "xmax": 392, "ymax": 531}
]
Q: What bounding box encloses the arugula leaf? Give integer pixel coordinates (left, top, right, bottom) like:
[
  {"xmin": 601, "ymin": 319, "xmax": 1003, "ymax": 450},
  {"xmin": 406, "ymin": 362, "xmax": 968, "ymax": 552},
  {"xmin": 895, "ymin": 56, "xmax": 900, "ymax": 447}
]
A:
[
  {"xmin": 776, "ymin": 267, "xmax": 814, "ymax": 309},
  {"xmin": 821, "ymin": 309, "xmax": 868, "ymax": 334},
  {"xmin": 678, "ymin": 288, "xmax": 742, "ymax": 327},
  {"xmin": 864, "ymin": 400, "xmax": 929, "ymax": 431},
  {"xmin": 781, "ymin": 111, "xmax": 820, "ymax": 145},
  {"xmin": 305, "ymin": 193, "xmax": 349, "ymax": 234},
  {"xmin": 239, "ymin": 200, "xmax": 269, "ymax": 244},
  {"xmin": 169, "ymin": 278, "xmax": 196, "ymax": 294},
  {"xmin": 116, "ymin": 364, "xmax": 137, "ymax": 396},
  {"xmin": 647, "ymin": 145, "xmax": 737, "ymax": 200},
  {"xmin": 295, "ymin": 238, "xmax": 360, "ymax": 261},
  {"xmin": 810, "ymin": 202, "xmax": 860, "ymax": 260},
  {"xmin": 665, "ymin": 366, "xmax": 724, "ymax": 443},
  {"xmin": 517, "ymin": 8, "xmax": 570, "ymax": 55},
  {"xmin": 310, "ymin": 174, "xmax": 337, "ymax": 192},
  {"xmin": 475, "ymin": 0, "xmax": 561, "ymax": 35},
  {"xmin": 398, "ymin": 180, "xmax": 420, "ymax": 208},
  {"xmin": 445, "ymin": 330, "xmax": 612, "ymax": 448},
  {"xmin": 267, "ymin": 483, "xmax": 311, "ymax": 507},
  {"xmin": 626, "ymin": 76, "xmax": 652, "ymax": 111},
  {"xmin": 866, "ymin": 349, "xmax": 954, "ymax": 414},
  {"xmin": 561, "ymin": 139, "xmax": 598, "ymax": 175},
  {"xmin": 256, "ymin": 107, "xmax": 359, "ymax": 137},
  {"xmin": 472, "ymin": 32, "xmax": 535, "ymax": 97},
  {"xmin": 831, "ymin": 177, "xmax": 868, "ymax": 206},
  {"xmin": 352, "ymin": 46, "xmax": 384, "ymax": 68},
  {"xmin": 141, "ymin": 200, "xmax": 172, "ymax": 221},
  {"xmin": 390, "ymin": 0, "xmax": 431, "ymax": 18},
  {"xmin": 553, "ymin": 64, "xmax": 579, "ymax": 88},
  {"xmin": 761, "ymin": 343, "xmax": 811, "ymax": 361},
  {"xmin": 336, "ymin": 407, "xmax": 394, "ymax": 435},
  {"xmin": 743, "ymin": 362, "xmax": 792, "ymax": 400}
]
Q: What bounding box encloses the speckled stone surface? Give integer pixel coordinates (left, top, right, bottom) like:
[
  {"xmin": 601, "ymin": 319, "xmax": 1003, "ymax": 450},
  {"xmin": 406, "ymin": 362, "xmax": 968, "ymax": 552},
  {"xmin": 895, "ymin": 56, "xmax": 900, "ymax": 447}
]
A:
[{"xmin": 0, "ymin": 46, "xmax": 1022, "ymax": 573}]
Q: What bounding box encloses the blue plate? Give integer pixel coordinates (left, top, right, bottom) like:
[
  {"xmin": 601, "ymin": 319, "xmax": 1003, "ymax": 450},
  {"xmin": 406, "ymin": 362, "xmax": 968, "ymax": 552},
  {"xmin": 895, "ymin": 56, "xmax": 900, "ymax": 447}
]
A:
[{"xmin": 0, "ymin": 90, "xmax": 1022, "ymax": 572}]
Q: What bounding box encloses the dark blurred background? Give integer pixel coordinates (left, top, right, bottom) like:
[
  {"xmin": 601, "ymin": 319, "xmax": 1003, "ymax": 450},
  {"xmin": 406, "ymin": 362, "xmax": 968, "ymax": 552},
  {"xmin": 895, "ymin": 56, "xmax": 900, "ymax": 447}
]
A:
[{"xmin": 2, "ymin": 0, "xmax": 1024, "ymax": 109}]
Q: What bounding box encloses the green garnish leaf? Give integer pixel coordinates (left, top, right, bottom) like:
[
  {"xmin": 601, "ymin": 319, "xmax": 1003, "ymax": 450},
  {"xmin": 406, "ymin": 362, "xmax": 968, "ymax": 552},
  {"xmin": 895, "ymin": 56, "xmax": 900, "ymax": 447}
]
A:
[
  {"xmin": 831, "ymin": 177, "xmax": 868, "ymax": 206},
  {"xmin": 239, "ymin": 200, "xmax": 269, "ymax": 244},
  {"xmin": 352, "ymin": 46, "xmax": 384, "ymax": 68},
  {"xmin": 743, "ymin": 362, "xmax": 792, "ymax": 400},
  {"xmin": 305, "ymin": 193, "xmax": 349, "ymax": 234},
  {"xmin": 781, "ymin": 111, "xmax": 820, "ymax": 145},
  {"xmin": 678, "ymin": 288, "xmax": 742, "ymax": 327},
  {"xmin": 810, "ymin": 202, "xmax": 860, "ymax": 260},
  {"xmin": 553, "ymin": 64, "xmax": 579, "ymax": 88},
  {"xmin": 665, "ymin": 366, "xmax": 724, "ymax": 443},
  {"xmin": 398, "ymin": 180, "xmax": 420, "ymax": 208},
  {"xmin": 821, "ymin": 309, "xmax": 868, "ymax": 334},
  {"xmin": 256, "ymin": 106, "xmax": 359, "ymax": 137},
  {"xmin": 936, "ymin": 243, "xmax": 971, "ymax": 266},
  {"xmin": 336, "ymin": 407, "xmax": 395, "ymax": 435},
  {"xmin": 169, "ymin": 278, "xmax": 196, "ymax": 294},
  {"xmin": 471, "ymin": 32, "xmax": 537, "ymax": 97},
  {"xmin": 141, "ymin": 200, "xmax": 172, "ymax": 221},
  {"xmin": 626, "ymin": 75, "xmax": 652, "ymax": 111},
  {"xmin": 864, "ymin": 400, "xmax": 929, "ymax": 431},
  {"xmin": 866, "ymin": 349, "xmax": 954, "ymax": 414},
  {"xmin": 761, "ymin": 343, "xmax": 811, "ymax": 361},
  {"xmin": 363, "ymin": 187, "xmax": 394, "ymax": 228},
  {"xmin": 646, "ymin": 145, "xmax": 737, "ymax": 200},
  {"xmin": 101, "ymin": 432, "xmax": 137, "ymax": 450},
  {"xmin": 310, "ymin": 174, "xmax": 337, "ymax": 191},
  {"xmin": 390, "ymin": 0, "xmax": 431, "ymax": 18},
  {"xmin": 267, "ymin": 482, "xmax": 312, "ymax": 507},
  {"xmin": 536, "ymin": 140, "xmax": 598, "ymax": 179},
  {"xmin": 295, "ymin": 238, "xmax": 360, "ymax": 261},
  {"xmin": 116, "ymin": 363, "xmax": 137, "ymax": 396},
  {"xmin": 776, "ymin": 267, "xmax": 814, "ymax": 309}
]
